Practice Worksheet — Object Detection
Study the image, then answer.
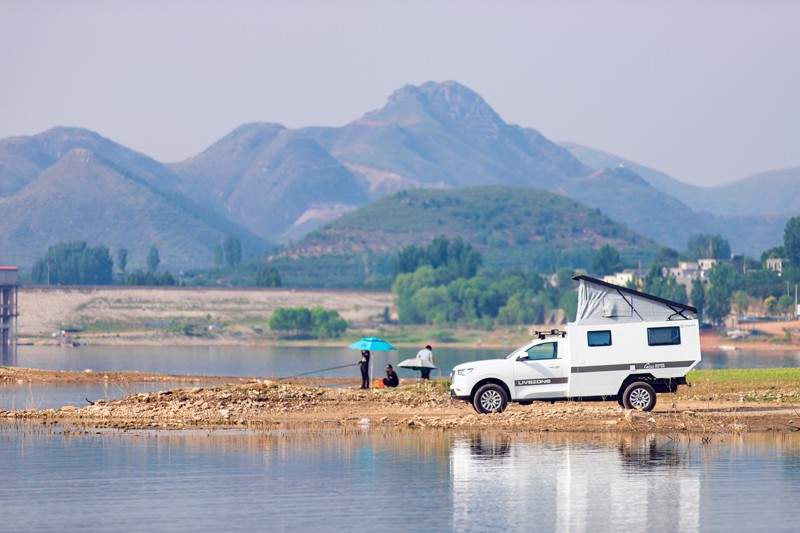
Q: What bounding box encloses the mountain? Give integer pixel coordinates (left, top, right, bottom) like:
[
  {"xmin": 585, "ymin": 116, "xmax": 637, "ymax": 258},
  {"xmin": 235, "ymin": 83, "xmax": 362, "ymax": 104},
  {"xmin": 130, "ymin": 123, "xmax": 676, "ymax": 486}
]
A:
[
  {"xmin": 557, "ymin": 166, "xmax": 786, "ymax": 253},
  {"xmin": 2, "ymin": 81, "xmax": 793, "ymax": 272},
  {"xmin": 562, "ymin": 142, "xmax": 800, "ymax": 217},
  {"xmin": 169, "ymin": 123, "xmax": 368, "ymax": 243},
  {"xmin": 176, "ymin": 81, "xmax": 784, "ymax": 255},
  {"xmin": 306, "ymin": 81, "xmax": 590, "ymax": 195},
  {"xmin": 266, "ymin": 186, "xmax": 659, "ymax": 286},
  {"xmin": 0, "ymin": 128, "xmax": 269, "ymax": 269}
]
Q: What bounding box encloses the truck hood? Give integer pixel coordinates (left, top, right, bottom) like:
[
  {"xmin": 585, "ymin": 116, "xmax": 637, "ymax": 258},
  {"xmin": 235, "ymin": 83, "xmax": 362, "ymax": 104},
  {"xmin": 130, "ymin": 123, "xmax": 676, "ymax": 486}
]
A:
[{"xmin": 453, "ymin": 358, "xmax": 510, "ymax": 373}]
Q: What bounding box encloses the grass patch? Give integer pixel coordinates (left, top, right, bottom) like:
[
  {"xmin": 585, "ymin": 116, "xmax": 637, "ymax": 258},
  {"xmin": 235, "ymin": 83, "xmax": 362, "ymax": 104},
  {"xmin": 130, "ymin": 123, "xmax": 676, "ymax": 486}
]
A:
[
  {"xmin": 686, "ymin": 368, "xmax": 800, "ymax": 402},
  {"xmin": 688, "ymin": 368, "xmax": 800, "ymax": 385}
]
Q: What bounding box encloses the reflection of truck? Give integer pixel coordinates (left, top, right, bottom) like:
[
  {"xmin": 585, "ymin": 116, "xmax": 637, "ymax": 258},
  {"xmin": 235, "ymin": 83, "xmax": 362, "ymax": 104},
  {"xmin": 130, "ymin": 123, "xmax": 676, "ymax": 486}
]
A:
[{"xmin": 450, "ymin": 276, "xmax": 701, "ymax": 413}]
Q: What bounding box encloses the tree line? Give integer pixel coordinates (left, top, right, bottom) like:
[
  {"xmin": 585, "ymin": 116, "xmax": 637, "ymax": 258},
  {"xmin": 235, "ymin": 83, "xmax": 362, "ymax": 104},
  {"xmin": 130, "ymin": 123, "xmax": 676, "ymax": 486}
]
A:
[
  {"xmin": 391, "ymin": 220, "xmax": 800, "ymax": 327},
  {"xmin": 27, "ymin": 236, "xmax": 281, "ymax": 288}
]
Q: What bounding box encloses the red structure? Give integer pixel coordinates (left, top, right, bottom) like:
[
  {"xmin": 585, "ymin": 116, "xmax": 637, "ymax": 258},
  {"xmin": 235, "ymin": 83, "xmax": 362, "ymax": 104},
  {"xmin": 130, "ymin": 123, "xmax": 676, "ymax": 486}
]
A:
[{"xmin": 0, "ymin": 266, "xmax": 19, "ymax": 358}]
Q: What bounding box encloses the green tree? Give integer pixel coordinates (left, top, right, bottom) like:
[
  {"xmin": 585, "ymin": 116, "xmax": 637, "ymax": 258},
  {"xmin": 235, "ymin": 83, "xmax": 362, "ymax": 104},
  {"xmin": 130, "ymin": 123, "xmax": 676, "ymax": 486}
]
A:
[
  {"xmin": 310, "ymin": 307, "xmax": 347, "ymax": 338},
  {"xmin": 31, "ymin": 241, "xmax": 113, "ymax": 285},
  {"xmin": 591, "ymin": 244, "xmax": 620, "ymax": 277},
  {"xmin": 80, "ymin": 245, "xmax": 114, "ymax": 285},
  {"xmin": 223, "ymin": 236, "xmax": 242, "ymax": 268},
  {"xmin": 784, "ymin": 216, "xmax": 800, "ymax": 266},
  {"xmin": 268, "ymin": 306, "xmax": 345, "ymax": 338},
  {"xmin": 691, "ymin": 278, "xmax": 706, "ymax": 319},
  {"xmin": 732, "ymin": 290, "xmax": 750, "ymax": 320},
  {"xmin": 686, "ymin": 234, "xmax": 731, "ymax": 260},
  {"xmin": 764, "ymin": 295, "xmax": 777, "ymax": 315},
  {"xmin": 269, "ymin": 307, "xmax": 313, "ymax": 337},
  {"xmin": 254, "ymin": 267, "xmax": 282, "ymax": 287},
  {"xmin": 117, "ymin": 248, "xmax": 128, "ymax": 274},
  {"xmin": 778, "ymin": 295, "xmax": 794, "ymax": 317},
  {"xmin": 644, "ymin": 263, "xmax": 687, "ymax": 303},
  {"xmin": 213, "ymin": 244, "xmax": 223, "ymax": 267},
  {"xmin": 147, "ymin": 246, "xmax": 160, "ymax": 273},
  {"xmin": 705, "ymin": 264, "xmax": 736, "ymax": 324}
]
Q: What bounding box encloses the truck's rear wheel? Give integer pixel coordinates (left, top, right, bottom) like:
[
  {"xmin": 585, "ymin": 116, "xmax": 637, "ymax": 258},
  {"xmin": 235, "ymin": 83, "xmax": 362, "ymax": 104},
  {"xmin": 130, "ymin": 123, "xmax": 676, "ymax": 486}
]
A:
[
  {"xmin": 622, "ymin": 382, "xmax": 656, "ymax": 411},
  {"xmin": 473, "ymin": 384, "xmax": 508, "ymax": 414}
]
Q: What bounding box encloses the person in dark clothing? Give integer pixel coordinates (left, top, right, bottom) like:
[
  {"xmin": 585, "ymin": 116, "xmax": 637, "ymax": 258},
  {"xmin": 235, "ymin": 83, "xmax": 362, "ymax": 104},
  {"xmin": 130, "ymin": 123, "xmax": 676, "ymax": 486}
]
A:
[
  {"xmin": 357, "ymin": 349, "xmax": 370, "ymax": 389},
  {"xmin": 383, "ymin": 364, "xmax": 399, "ymax": 388}
]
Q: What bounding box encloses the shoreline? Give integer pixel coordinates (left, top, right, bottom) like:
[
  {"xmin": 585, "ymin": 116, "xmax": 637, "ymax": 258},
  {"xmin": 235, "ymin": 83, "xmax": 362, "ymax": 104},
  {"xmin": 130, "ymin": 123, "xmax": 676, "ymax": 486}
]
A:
[
  {"xmin": 2, "ymin": 367, "xmax": 798, "ymax": 435},
  {"xmin": 13, "ymin": 286, "xmax": 800, "ymax": 352}
]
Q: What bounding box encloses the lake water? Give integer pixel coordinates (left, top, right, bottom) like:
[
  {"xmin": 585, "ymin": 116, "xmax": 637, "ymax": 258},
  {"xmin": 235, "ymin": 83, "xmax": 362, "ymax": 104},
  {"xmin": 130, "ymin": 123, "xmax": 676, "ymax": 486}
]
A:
[
  {"xmin": 2, "ymin": 344, "xmax": 799, "ymax": 410},
  {"xmin": 1, "ymin": 425, "xmax": 799, "ymax": 532}
]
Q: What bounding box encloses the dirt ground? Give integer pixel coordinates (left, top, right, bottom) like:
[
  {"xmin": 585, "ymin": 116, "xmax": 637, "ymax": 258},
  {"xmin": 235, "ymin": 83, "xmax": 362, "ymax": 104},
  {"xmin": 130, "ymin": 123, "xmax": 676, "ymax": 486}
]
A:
[
  {"xmin": 16, "ymin": 287, "xmax": 800, "ymax": 351},
  {"xmin": 2, "ymin": 367, "xmax": 798, "ymax": 435},
  {"xmin": 16, "ymin": 286, "xmax": 393, "ymax": 344}
]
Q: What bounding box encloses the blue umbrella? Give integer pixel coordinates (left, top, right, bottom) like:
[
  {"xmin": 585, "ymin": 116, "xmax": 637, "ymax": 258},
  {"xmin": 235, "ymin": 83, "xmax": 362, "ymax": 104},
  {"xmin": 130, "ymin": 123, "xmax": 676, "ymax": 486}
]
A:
[{"xmin": 348, "ymin": 337, "xmax": 397, "ymax": 351}]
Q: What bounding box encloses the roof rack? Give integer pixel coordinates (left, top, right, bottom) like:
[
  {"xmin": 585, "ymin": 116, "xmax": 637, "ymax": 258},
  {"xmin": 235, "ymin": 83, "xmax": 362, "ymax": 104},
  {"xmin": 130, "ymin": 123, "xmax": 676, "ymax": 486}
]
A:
[{"xmin": 530, "ymin": 329, "xmax": 567, "ymax": 340}]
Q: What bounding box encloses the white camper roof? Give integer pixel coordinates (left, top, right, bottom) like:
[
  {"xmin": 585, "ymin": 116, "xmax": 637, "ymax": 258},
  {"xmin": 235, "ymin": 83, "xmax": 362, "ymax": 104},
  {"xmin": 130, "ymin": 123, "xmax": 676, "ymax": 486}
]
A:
[{"xmin": 572, "ymin": 275, "xmax": 697, "ymax": 325}]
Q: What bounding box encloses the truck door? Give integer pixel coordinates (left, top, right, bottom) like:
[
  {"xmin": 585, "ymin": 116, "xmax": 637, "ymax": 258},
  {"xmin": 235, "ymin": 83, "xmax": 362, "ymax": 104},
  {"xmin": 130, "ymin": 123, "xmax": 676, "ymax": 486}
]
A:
[{"xmin": 512, "ymin": 341, "xmax": 569, "ymax": 399}]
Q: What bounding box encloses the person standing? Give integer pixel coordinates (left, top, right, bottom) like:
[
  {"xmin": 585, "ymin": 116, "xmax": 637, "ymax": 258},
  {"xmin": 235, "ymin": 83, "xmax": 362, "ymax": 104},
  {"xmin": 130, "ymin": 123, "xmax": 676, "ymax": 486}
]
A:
[
  {"xmin": 383, "ymin": 364, "xmax": 399, "ymax": 388},
  {"xmin": 416, "ymin": 344, "xmax": 435, "ymax": 380},
  {"xmin": 357, "ymin": 349, "xmax": 371, "ymax": 389}
]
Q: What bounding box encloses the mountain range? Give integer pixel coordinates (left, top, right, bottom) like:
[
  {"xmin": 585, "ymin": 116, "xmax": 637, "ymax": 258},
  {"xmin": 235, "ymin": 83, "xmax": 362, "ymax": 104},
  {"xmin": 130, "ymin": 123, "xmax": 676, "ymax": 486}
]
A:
[{"xmin": 0, "ymin": 81, "xmax": 796, "ymax": 271}]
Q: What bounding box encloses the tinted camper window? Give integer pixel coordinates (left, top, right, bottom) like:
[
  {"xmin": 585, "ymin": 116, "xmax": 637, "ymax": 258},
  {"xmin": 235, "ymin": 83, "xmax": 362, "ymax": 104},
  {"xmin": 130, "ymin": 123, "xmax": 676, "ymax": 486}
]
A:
[
  {"xmin": 647, "ymin": 326, "xmax": 681, "ymax": 346},
  {"xmin": 587, "ymin": 330, "xmax": 612, "ymax": 347}
]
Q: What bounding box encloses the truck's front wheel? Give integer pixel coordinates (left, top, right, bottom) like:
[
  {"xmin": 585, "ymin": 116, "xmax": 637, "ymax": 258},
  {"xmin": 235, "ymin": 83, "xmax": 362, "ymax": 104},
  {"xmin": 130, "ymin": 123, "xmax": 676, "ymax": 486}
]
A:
[
  {"xmin": 622, "ymin": 381, "xmax": 657, "ymax": 411},
  {"xmin": 473, "ymin": 384, "xmax": 508, "ymax": 414}
]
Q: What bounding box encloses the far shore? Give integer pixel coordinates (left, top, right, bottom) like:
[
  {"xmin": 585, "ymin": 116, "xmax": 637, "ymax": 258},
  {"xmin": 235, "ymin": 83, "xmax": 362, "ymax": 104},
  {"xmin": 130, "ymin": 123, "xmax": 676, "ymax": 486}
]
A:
[{"xmin": 11, "ymin": 286, "xmax": 800, "ymax": 352}]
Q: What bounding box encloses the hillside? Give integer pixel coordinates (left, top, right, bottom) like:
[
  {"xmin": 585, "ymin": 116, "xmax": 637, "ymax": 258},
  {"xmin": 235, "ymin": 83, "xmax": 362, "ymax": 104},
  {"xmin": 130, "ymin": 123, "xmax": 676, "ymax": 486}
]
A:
[
  {"xmin": 169, "ymin": 124, "xmax": 368, "ymax": 243},
  {"xmin": 0, "ymin": 130, "xmax": 269, "ymax": 269},
  {"xmin": 565, "ymin": 142, "xmax": 800, "ymax": 217},
  {"xmin": 562, "ymin": 142, "xmax": 794, "ymax": 249},
  {"xmin": 306, "ymin": 82, "xmax": 590, "ymax": 193},
  {"xmin": 1, "ymin": 81, "xmax": 792, "ymax": 271},
  {"xmin": 266, "ymin": 186, "xmax": 658, "ymax": 286}
]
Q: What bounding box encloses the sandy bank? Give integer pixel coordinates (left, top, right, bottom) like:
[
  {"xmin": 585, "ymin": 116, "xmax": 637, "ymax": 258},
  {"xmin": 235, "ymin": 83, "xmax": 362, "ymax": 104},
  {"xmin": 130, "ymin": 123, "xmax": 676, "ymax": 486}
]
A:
[{"xmin": 2, "ymin": 367, "xmax": 798, "ymax": 435}]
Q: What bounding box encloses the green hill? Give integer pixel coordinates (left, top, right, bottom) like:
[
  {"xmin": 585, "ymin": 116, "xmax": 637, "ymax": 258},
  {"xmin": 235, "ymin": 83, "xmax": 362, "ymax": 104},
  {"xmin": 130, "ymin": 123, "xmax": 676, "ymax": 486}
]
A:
[{"xmin": 266, "ymin": 186, "xmax": 658, "ymax": 286}]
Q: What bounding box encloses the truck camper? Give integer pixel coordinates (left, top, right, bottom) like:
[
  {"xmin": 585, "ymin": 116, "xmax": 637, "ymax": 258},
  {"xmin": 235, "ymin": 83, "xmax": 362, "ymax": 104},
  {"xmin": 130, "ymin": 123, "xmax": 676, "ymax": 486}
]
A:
[{"xmin": 450, "ymin": 275, "xmax": 701, "ymax": 413}]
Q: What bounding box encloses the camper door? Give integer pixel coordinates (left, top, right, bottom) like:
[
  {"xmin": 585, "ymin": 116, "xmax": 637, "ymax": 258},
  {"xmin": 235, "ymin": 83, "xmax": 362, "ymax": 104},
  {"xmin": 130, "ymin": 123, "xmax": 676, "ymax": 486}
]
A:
[{"xmin": 512, "ymin": 341, "xmax": 569, "ymax": 399}]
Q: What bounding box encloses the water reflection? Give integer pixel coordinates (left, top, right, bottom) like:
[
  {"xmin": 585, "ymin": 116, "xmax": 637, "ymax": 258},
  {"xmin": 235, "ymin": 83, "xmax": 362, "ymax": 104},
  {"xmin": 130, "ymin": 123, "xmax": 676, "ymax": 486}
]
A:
[{"xmin": 1, "ymin": 425, "xmax": 800, "ymax": 532}]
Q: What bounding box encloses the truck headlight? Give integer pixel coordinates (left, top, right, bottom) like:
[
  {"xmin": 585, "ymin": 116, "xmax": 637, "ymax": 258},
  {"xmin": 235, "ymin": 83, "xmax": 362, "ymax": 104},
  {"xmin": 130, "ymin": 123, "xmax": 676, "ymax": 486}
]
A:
[{"xmin": 456, "ymin": 368, "xmax": 474, "ymax": 377}]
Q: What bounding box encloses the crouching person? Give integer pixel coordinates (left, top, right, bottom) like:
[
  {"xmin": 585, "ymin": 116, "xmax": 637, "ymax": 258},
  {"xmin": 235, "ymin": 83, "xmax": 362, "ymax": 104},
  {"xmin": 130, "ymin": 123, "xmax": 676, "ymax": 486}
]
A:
[{"xmin": 383, "ymin": 364, "xmax": 399, "ymax": 388}]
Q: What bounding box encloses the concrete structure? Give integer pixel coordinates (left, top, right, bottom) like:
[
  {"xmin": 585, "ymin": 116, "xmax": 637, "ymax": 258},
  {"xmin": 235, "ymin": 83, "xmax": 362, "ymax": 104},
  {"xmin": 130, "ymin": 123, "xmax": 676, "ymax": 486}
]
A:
[
  {"xmin": 0, "ymin": 266, "xmax": 19, "ymax": 358},
  {"xmin": 765, "ymin": 257, "xmax": 784, "ymax": 274}
]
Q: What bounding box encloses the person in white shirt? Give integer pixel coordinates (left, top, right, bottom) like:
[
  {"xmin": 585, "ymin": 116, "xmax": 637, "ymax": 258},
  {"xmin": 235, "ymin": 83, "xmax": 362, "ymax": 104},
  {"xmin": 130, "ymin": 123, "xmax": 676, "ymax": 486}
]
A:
[{"xmin": 416, "ymin": 344, "xmax": 434, "ymax": 380}]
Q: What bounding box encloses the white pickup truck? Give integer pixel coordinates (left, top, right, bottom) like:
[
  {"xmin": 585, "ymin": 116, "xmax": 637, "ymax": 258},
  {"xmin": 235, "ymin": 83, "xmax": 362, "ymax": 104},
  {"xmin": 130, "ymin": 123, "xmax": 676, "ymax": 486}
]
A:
[{"xmin": 450, "ymin": 275, "xmax": 701, "ymax": 413}]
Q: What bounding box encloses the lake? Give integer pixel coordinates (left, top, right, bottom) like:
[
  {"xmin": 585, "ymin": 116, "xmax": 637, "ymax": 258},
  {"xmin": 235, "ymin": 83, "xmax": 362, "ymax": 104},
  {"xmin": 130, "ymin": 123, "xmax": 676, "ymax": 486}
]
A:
[
  {"xmin": 1, "ymin": 425, "xmax": 798, "ymax": 532},
  {"xmin": 2, "ymin": 344, "xmax": 799, "ymax": 410}
]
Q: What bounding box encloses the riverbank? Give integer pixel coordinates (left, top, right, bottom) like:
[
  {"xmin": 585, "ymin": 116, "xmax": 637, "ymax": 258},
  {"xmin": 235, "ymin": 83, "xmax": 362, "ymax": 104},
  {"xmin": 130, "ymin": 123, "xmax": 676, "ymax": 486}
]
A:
[
  {"xmin": 2, "ymin": 367, "xmax": 798, "ymax": 435},
  {"xmin": 15, "ymin": 286, "xmax": 800, "ymax": 351}
]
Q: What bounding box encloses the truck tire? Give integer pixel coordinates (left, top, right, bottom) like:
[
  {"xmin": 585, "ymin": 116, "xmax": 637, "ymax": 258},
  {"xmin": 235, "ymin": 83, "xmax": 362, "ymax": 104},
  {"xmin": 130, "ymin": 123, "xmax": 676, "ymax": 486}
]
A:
[
  {"xmin": 622, "ymin": 381, "xmax": 656, "ymax": 411},
  {"xmin": 473, "ymin": 384, "xmax": 508, "ymax": 414}
]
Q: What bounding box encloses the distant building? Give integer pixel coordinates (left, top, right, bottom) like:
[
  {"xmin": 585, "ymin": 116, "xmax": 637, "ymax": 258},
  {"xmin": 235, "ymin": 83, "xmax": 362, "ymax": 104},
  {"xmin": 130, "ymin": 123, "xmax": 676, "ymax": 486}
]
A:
[
  {"xmin": 697, "ymin": 258, "xmax": 718, "ymax": 271},
  {"xmin": 765, "ymin": 257, "xmax": 784, "ymax": 274},
  {"xmin": 602, "ymin": 269, "xmax": 645, "ymax": 290}
]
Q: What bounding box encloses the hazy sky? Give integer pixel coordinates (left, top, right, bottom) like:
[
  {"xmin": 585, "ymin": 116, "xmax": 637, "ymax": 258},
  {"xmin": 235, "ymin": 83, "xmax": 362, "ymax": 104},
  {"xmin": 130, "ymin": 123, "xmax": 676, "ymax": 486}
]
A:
[{"xmin": 1, "ymin": 0, "xmax": 798, "ymax": 187}]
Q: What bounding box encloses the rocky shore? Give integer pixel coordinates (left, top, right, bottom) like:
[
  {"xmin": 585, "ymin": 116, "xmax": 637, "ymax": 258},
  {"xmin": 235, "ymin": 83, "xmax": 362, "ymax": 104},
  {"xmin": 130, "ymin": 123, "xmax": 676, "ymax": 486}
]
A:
[{"xmin": 2, "ymin": 367, "xmax": 798, "ymax": 435}]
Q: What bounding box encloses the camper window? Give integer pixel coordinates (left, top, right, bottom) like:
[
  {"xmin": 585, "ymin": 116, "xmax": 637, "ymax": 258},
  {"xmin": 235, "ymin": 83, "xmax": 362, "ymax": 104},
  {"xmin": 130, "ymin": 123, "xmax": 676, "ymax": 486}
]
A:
[
  {"xmin": 524, "ymin": 342, "xmax": 558, "ymax": 361},
  {"xmin": 647, "ymin": 326, "xmax": 681, "ymax": 346},
  {"xmin": 587, "ymin": 330, "xmax": 612, "ymax": 347}
]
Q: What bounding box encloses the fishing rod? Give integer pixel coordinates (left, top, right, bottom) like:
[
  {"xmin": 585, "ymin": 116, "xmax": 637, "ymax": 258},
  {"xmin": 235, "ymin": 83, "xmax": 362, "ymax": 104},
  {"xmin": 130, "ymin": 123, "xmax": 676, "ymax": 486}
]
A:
[{"xmin": 286, "ymin": 363, "xmax": 357, "ymax": 379}]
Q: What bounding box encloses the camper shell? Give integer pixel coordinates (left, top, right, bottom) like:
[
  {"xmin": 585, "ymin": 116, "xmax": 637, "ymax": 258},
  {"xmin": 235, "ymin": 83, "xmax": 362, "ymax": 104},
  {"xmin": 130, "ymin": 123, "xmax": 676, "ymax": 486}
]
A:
[{"xmin": 450, "ymin": 275, "xmax": 701, "ymax": 413}]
